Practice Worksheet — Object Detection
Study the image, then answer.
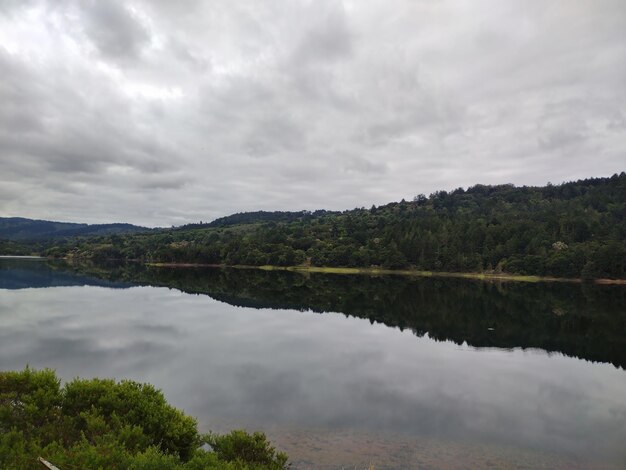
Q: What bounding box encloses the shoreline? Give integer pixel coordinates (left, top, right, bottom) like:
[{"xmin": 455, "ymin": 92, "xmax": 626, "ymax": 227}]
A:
[{"xmin": 144, "ymin": 262, "xmax": 626, "ymax": 285}]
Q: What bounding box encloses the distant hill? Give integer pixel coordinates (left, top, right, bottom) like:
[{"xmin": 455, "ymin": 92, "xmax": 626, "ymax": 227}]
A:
[
  {"xmin": 177, "ymin": 209, "xmax": 338, "ymax": 230},
  {"xmin": 0, "ymin": 217, "xmax": 150, "ymax": 241}
]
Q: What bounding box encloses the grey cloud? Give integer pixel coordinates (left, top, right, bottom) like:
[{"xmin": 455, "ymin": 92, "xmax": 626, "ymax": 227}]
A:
[
  {"xmin": 289, "ymin": 0, "xmax": 352, "ymax": 66},
  {"xmin": 343, "ymin": 157, "xmax": 388, "ymax": 175},
  {"xmin": 80, "ymin": 0, "xmax": 150, "ymax": 62},
  {"xmin": 136, "ymin": 173, "xmax": 189, "ymax": 191},
  {"xmin": 0, "ymin": 50, "xmax": 47, "ymax": 136},
  {"xmin": 244, "ymin": 116, "xmax": 305, "ymax": 157},
  {"xmin": 538, "ymin": 127, "xmax": 587, "ymax": 153},
  {"xmin": 0, "ymin": 0, "xmax": 35, "ymax": 15},
  {"xmin": 536, "ymin": 106, "xmax": 589, "ymax": 152},
  {"xmin": 608, "ymin": 112, "xmax": 626, "ymax": 131},
  {"xmin": 169, "ymin": 38, "xmax": 212, "ymax": 72},
  {"xmin": 0, "ymin": 0, "xmax": 624, "ymax": 226}
]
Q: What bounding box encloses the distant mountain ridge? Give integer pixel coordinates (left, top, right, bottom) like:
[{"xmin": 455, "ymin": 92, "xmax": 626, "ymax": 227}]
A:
[{"xmin": 0, "ymin": 217, "xmax": 150, "ymax": 240}]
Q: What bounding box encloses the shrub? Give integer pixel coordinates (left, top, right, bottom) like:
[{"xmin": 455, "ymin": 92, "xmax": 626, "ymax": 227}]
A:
[
  {"xmin": 0, "ymin": 367, "xmax": 289, "ymax": 470},
  {"xmin": 207, "ymin": 430, "xmax": 289, "ymax": 470}
]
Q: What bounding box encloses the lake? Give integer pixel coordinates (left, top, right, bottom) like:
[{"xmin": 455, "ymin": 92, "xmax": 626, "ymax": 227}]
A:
[{"xmin": 1, "ymin": 258, "xmax": 625, "ymax": 469}]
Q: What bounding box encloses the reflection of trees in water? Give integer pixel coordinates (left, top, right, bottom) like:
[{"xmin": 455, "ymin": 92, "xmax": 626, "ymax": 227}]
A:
[{"xmin": 54, "ymin": 261, "xmax": 626, "ymax": 369}]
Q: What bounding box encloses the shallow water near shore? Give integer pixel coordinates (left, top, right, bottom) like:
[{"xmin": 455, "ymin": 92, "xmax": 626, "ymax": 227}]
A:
[{"xmin": 1, "ymin": 259, "xmax": 625, "ymax": 469}]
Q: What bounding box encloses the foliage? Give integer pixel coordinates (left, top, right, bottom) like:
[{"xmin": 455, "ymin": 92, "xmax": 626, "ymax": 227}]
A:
[
  {"xmin": 207, "ymin": 431, "xmax": 288, "ymax": 470},
  {"xmin": 0, "ymin": 240, "xmax": 39, "ymax": 256},
  {"xmin": 0, "ymin": 368, "xmax": 289, "ymax": 470},
  {"xmin": 7, "ymin": 173, "xmax": 626, "ymax": 279}
]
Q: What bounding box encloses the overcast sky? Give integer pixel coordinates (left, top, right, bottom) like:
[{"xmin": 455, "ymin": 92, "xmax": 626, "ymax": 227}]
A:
[{"xmin": 0, "ymin": 0, "xmax": 624, "ymax": 226}]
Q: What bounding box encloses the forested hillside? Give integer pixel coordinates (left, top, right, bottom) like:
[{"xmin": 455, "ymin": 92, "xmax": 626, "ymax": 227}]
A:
[{"xmin": 13, "ymin": 173, "xmax": 626, "ymax": 279}]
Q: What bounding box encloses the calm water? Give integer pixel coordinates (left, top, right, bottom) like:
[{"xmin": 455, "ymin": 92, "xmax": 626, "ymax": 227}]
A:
[{"xmin": 1, "ymin": 259, "xmax": 626, "ymax": 469}]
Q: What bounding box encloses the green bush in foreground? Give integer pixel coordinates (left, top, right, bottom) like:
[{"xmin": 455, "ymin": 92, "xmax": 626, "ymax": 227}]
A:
[{"xmin": 0, "ymin": 367, "xmax": 289, "ymax": 470}]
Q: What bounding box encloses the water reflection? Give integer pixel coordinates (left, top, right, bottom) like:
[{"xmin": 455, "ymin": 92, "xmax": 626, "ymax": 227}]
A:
[
  {"xmin": 1, "ymin": 259, "xmax": 626, "ymax": 468},
  {"xmin": 0, "ymin": 258, "xmax": 133, "ymax": 289},
  {"xmin": 17, "ymin": 260, "xmax": 626, "ymax": 369}
]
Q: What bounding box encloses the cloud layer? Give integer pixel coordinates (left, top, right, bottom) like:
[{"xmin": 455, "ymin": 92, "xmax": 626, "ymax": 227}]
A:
[{"xmin": 1, "ymin": 0, "xmax": 624, "ymax": 226}]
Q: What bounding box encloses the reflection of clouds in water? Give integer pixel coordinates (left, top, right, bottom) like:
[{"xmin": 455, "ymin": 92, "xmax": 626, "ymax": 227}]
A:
[
  {"xmin": 0, "ymin": 284, "xmax": 625, "ymax": 464},
  {"xmin": 0, "ymin": 286, "xmax": 182, "ymax": 378}
]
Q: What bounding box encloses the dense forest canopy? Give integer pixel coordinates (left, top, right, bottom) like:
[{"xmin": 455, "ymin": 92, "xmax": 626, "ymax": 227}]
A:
[{"xmin": 2, "ymin": 174, "xmax": 625, "ymax": 279}]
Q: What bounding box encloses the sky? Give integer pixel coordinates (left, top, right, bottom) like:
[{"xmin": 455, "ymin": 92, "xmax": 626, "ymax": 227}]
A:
[{"xmin": 0, "ymin": 0, "xmax": 624, "ymax": 227}]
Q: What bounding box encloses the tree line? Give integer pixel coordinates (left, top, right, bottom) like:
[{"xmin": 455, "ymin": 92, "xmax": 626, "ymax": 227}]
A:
[{"xmin": 6, "ymin": 173, "xmax": 626, "ymax": 279}]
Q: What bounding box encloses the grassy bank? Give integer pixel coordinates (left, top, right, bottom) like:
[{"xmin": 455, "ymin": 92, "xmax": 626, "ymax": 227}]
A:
[{"xmin": 145, "ymin": 262, "xmax": 626, "ymax": 284}]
